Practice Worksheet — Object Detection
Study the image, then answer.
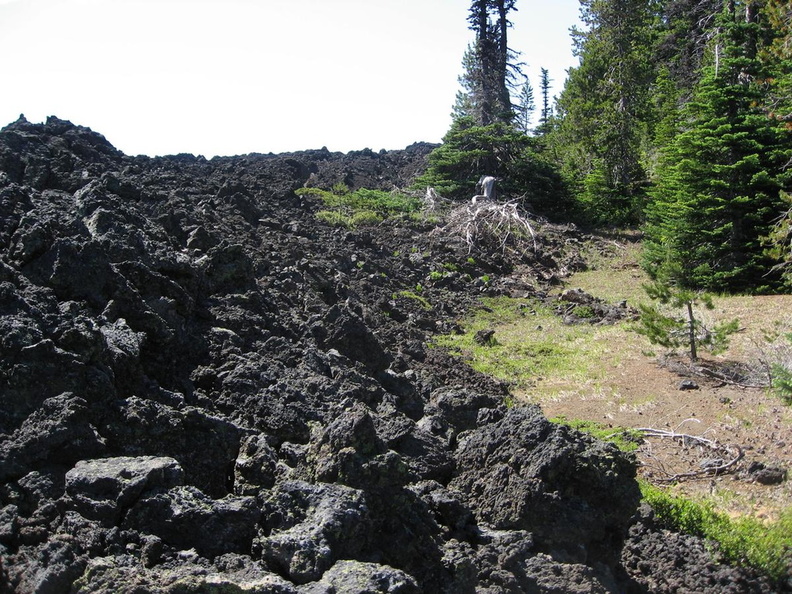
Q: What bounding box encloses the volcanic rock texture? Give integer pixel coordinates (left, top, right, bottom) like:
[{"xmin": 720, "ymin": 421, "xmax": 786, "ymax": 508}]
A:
[{"xmin": 0, "ymin": 116, "xmax": 781, "ymax": 593}]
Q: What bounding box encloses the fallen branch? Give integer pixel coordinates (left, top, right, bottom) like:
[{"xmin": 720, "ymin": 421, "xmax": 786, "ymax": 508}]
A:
[
  {"xmin": 443, "ymin": 199, "xmax": 538, "ymax": 255},
  {"xmin": 695, "ymin": 364, "xmax": 767, "ymax": 389},
  {"xmin": 634, "ymin": 426, "xmax": 744, "ymax": 482},
  {"xmin": 660, "ymin": 355, "xmax": 769, "ymax": 389}
]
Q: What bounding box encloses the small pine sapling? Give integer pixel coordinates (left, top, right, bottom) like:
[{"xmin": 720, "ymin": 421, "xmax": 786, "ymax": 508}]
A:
[{"xmin": 635, "ymin": 265, "xmax": 739, "ymax": 362}]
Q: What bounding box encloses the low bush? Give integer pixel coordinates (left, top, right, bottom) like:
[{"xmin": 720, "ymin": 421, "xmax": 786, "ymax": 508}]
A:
[
  {"xmin": 297, "ymin": 186, "xmax": 422, "ymax": 228},
  {"xmin": 640, "ymin": 482, "xmax": 792, "ymax": 581},
  {"xmin": 772, "ymin": 363, "xmax": 792, "ymax": 405},
  {"xmin": 766, "ymin": 331, "xmax": 792, "ymax": 405},
  {"xmin": 394, "ymin": 290, "xmax": 432, "ymax": 311}
]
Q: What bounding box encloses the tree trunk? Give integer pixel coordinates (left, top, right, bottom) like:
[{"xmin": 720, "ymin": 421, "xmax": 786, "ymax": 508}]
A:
[
  {"xmin": 686, "ymin": 301, "xmax": 698, "ymax": 361},
  {"xmin": 466, "ymin": 0, "xmax": 516, "ymax": 126},
  {"xmin": 472, "ymin": 0, "xmax": 493, "ymax": 125},
  {"xmin": 496, "ymin": 0, "xmax": 512, "ymax": 121}
]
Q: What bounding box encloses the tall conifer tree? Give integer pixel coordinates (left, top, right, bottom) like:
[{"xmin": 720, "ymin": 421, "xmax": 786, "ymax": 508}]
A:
[
  {"xmin": 760, "ymin": 0, "xmax": 792, "ymax": 129},
  {"xmin": 537, "ymin": 68, "xmax": 553, "ymax": 135},
  {"xmin": 551, "ymin": 0, "xmax": 657, "ymax": 224},
  {"xmin": 655, "ymin": 0, "xmax": 723, "ymax": 93},
  {"xmin": 515, "ymin": 76, "xmax": 536, "ymax": 134},
  {"xmin": 460, "ymin": 0, "xmax": 518, "ymax": 126},
  {"xmin": 643, "ymin": 0, "xmax": 792, "ymax": 292},
  {"xmin": 422, "ymin": 1, "xmax": 569, "ymax": 216}
]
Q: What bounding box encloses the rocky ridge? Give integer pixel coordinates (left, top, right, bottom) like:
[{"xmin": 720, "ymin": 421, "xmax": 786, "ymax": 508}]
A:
[{"xmin": 0, "ymin": 116, "xmax": 783, "ymax": 593}]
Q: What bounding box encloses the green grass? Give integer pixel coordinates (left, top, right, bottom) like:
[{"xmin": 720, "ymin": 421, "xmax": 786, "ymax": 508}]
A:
[
  {"xmin": 297, "ymin": 186, "xmax": 422, "ymax": 228},
  {"xmin": 568, "ymin": 236, "xmax": 648, "ymax": 306},
  {"xmin": 430, "ymin": 296, "xmax": 632, "ymax": 397},
  {"xmin": 640, "ymin": 481, "xmax": 792, "ymax": 581},
  {"xmin": 394, "ymin": 290, "xmax": 432, "ymax": 311},
  {"xmin": 433, "ymin": 234, "xmax": 792, "ymax": 583}
]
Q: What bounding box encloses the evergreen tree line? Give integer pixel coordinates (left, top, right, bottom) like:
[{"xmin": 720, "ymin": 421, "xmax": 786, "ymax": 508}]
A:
[{"xmin": 418, "ymin": 0, "xmax": 792, "ymax": 294}]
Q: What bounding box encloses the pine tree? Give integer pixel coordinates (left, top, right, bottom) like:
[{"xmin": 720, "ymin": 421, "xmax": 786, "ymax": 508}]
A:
[
  {"xmin": 655, "ymin": 0, "xmax": 723, "ymax": 94},
  {"xmin": 425, "ymin": 1, "xmax": 572, "ymax": 218},
  {"xmin": 414, "ymin": 117, "xmax": 570, "ymax": 216},
  {"xmin": 760, "ymin": 0, "xmax": 792, "ymax": 130},
  {"xmin": 550, "ymin": 0, "xmax": 658, "ymax": 225},
  {"xmin": 537, "ymin": 68, "xmax": 553, "ymax": 135},
  {"xmin": 758, "ymin": 0, "xmax": 792, "ymax": 287},
  {"xmin": 453, "ymin": 44, "xmax": 479, "ymax": 121},
  {"xmin": 643, "ymin": 0, "xmax": 792, "ymax": 292},
  {"xmin": 460, "ymin": 0, "xmax": 519, "ymax": 126},
  {"xmin": 514, "ymin": 76, "xmax": 536, "ymax": 134},
  {"xmin": 635, "ymin": 265, "xmax": 739, "ymax": 362},
  {"xmin": 765, "ymin": 191, "xmax": 792, "ymax": 285}
]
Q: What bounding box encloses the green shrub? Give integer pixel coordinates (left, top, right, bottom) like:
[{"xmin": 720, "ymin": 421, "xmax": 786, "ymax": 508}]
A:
[
  {"xmin": 771, "ymin": 362, "xmax": 792, "ymax": 405},
  {"xmin": 350, "ymin": 210, "xmax": 382, "ymax": 227},
  {"xmin": 331, "ymin": 182, "xmax": 350, "ymax": 195},
  {"xmin": 297, "ymin": 185, "xmax": 421, "ymax": 228},
  {"xmin": 572, "ymin": 305, "xmax": 595, "ymax": 319},
  {"xmin": 640, "ymin": 482, "xmax": 792, "ymax": 581},
  {"xmin": 773, "ymin": 365, "xmax": 792, "ymax": 406},
  {"xmin": 316, "ymin": 210, "xmax": 350, "ymax": 227},
  {"xmin": 413, "ymin": 117, "xmax": 572, "ymax": 219},
  {"xmin": 768, "ymin": 331, "xmax": 792, "ymax": 405}
]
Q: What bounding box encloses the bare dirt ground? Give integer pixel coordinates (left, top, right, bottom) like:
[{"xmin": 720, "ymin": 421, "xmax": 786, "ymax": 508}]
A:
[{"xmin": 522, "ymin": 242, "xmax": 792, "ymax": 520}]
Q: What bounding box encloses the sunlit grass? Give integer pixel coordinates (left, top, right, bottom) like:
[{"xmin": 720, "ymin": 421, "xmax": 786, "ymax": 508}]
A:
[
  {"xmin": 550, "ymin": 416, "xmax": 644, "ymax": 452},
  {"xmin": 641, "ymin": 481, "xmax": 792, "ymax": 581},
  {"xmin": 430, "ymin": 296, "xmax": 641, "ymax": 399},
  {"xmin": 568, "ymin": 235, "xmax": 649, "ymax": 306}
]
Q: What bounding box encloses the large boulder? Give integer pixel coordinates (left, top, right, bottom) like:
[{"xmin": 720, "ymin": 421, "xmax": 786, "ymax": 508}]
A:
[
  {"xmin": 301, "ymin": 560, "xmax": 420, "ymax": 594},
  {"xmin": 313, "ymin": 303, "xmax": 391, "ymax": 373},
  {"xmin": 123, "ymin": 485, "xmax": 259, "ymax": 559},
  {"xmin": 100, "ymin": 397, "xmax": 241, "ymax": 498},
  {"xmin": 449, "ymin": 405, "xmax": 641, "ymax": 563},
  {"xmin": 0, "ymin": 393, "xmax": 106, "ymax": 482},
  {"xmin": 63, "ymin": 456, "xmax": 184, "ymax": 525},
  {"xmin": 256, "ymin": 480, "xmax": 371, "ymax": 584},
  {"xmin": 72, "ymin": 553, "xmax": 299, "ymax": 594},
  {"xmin": 233, "ymin": 434, "xmax": 279, "ymax": 495}
]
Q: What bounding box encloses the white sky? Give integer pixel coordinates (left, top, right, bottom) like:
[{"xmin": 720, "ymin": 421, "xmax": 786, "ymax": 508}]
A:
[{"xmin": 0, "ymin": 0, "xmax": 581, "ymax": 157}]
